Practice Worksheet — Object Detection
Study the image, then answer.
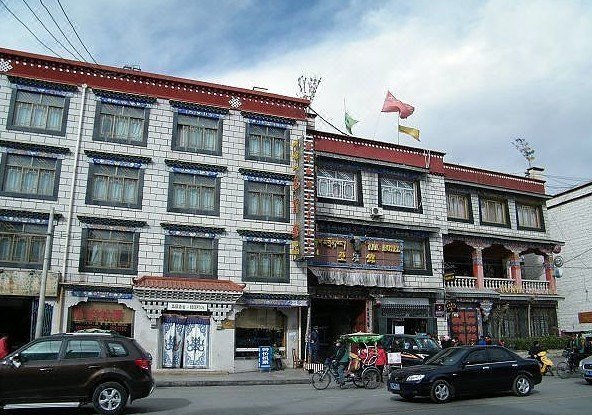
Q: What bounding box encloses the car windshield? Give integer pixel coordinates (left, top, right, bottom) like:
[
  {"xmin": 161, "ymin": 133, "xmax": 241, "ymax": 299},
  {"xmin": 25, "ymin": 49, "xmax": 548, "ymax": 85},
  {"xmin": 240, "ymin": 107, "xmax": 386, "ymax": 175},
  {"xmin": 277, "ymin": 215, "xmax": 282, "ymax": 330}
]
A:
[
  {"xmin": 416, "ymin": 338, "xmax": 441, "ymax": 351},
  {"xmin": 424, "ymin": 347, "xmax": 465, "ymax": 366}
]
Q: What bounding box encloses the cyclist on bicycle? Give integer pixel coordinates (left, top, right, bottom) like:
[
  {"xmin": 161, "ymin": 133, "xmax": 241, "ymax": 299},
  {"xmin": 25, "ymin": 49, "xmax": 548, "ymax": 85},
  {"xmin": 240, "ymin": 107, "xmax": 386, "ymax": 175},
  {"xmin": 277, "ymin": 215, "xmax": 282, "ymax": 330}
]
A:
[{"xmin": 330, "ymin": 340, "xmax": 349, "ymax": 386}]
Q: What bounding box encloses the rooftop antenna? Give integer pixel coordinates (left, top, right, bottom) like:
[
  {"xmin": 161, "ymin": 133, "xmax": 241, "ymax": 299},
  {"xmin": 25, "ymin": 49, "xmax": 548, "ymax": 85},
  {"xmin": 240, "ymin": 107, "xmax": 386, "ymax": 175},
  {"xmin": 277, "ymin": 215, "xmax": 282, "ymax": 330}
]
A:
[
  {"xmin": 297, "ymin": 74, "xmax": 322, "ymax": 102},
  {"xmin": 512, "ymin": 137, "xmax": 535, "ymax": 168}
]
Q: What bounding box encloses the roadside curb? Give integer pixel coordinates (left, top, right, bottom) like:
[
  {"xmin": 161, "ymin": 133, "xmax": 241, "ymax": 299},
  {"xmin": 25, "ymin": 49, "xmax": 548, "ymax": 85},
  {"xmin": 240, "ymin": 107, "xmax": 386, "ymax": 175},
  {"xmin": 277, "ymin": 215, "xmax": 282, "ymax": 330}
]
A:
[{"xmin": 155, "ymin": 378, "xmax": 312, "ymax": 387}]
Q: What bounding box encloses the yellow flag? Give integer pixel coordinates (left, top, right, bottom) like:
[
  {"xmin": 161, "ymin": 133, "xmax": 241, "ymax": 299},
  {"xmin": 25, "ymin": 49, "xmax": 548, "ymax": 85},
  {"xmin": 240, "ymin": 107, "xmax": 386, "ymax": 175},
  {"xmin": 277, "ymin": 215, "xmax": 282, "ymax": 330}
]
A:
[{"xmin": 398, "ymin": 125, "xmax": 420, "ymax": 141}]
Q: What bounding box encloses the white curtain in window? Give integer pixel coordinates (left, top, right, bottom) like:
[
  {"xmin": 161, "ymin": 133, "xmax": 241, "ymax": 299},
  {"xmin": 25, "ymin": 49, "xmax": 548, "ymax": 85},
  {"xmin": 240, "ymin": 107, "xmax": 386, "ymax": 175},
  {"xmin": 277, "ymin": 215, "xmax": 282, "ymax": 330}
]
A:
[
  {"xmin": 129, "ymin": 118, "xmax": 143, "ymax": 140},
  {"xmin": 14, "ymin": 102, "xmax": 32, "ymax": 126},
  {"xmin": 31, "ymin": 105, "xmax": 46, "ymax": 128},
  {"xmin": 4, "ymin": 167, "xmax": 21, "ymax": 192},
  {"xmin": 114, "ymin": 116, "xmax": 128, "ymax": 138},
  {"xmin": 47, "ymin": 107, "xmax": 62, "ymax": 130},
  {"xmin": 123, "ymin": 180, "xmax": 137, "ymax": 203}
]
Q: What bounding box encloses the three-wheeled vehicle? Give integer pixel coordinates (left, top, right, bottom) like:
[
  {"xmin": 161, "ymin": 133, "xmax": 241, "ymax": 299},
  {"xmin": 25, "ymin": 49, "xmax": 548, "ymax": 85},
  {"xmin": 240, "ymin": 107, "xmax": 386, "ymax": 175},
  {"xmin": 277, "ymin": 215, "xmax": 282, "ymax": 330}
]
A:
[{"xmin": 311, "ymin": 332, "xmax": 383, "ymax": 390}]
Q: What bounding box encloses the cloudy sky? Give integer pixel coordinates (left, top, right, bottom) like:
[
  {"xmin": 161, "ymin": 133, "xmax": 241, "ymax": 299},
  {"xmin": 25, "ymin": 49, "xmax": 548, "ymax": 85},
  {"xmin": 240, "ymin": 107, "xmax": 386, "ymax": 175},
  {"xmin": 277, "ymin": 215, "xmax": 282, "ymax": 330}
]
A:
[{"xmin": 1, "ymin": 0, "xmax": 590, "ymax": 194}]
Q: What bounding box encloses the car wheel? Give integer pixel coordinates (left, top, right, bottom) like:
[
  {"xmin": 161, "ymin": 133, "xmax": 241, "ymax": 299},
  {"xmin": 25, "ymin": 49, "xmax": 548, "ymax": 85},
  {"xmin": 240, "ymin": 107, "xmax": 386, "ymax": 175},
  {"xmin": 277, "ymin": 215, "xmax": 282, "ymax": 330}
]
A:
[
  {"xmin": 311, "ymin": 371, "xmax": 331, "ymax": 390},
  {"xmin": 92, "ymin": 381, "xmax": 128, "ymax": 415},
  {"xmin": 430, "ymin": 379, "xmax": 453, "ymax": 403},
  {"xmin": 512, "ymin": 374, "xmax": 532, "ymax": 397}
]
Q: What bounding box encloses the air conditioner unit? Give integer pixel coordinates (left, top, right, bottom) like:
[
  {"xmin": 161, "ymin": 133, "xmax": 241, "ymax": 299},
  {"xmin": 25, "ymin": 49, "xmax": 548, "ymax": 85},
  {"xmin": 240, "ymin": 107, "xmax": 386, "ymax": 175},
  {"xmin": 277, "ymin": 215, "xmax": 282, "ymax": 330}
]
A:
[{"xmin": 369, "ymin": 206, "xmax": 384, "ymax": 217}]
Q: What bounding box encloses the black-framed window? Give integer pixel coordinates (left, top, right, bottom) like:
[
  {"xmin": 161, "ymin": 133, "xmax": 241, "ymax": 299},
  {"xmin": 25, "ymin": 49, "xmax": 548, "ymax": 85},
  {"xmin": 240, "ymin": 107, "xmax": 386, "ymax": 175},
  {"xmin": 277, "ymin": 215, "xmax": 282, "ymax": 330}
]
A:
[
  {"xmin": 93, "ymin": 102, "xmax": 149, "ymax": 146},
  {"xmin": 7, "ymin": 89, "xmax": 69, "ymax": 136},
  {"xmin": 86, "ymin": 164, "xmax": 143, "ymax": 209},
  {"xmin": 516, "ymin": 202, "xmax": 544, "ymax": 231},
  {"xmin": 168, "ymin": 172, "xmax": 220, "ymax": 215},
  {"xmin": 172, "ymin": 113, "xmax": 222, "ymax": 155},
  {"xmin": 403, "ymin": 239, "xmax": 431, "ymax": 274},
  {"xmin": 0, "ymin": 221, "xmax": 46, "ymax": 269},
  {"xmin": 246, "ymin": 124, "xmax": 290, "ymax": 164},
  {"xmin": 164, "ymin": 235, "xmax": 218, "ymax": 278},
  {"xmin": 0, "ymin": 154, "xmax": 60, "ymax": 200},
  {"xmin": 79, "ymin": 228, "xmax": 139, "ymax": 274},
  {"xmin": 244, "ymin": 181, "xmax": 289, "ymax": 222},
  {"xmin": 243, "ymin": 241, "xmax": 289, "ymax": 283},
  {"xmin": 379, "ymin": 176, "xmax": 421, "ymax": 212},
  {"xmin": 317, "ymin": 168, "xmax": 362, "ymax": 205},
  {"xmin": 447, "ymin": 192, "xmax": 473, "ymax": 222},
  {"xmin": 479, "ymin": 197, "xmax": 510, "ymax": 227}
]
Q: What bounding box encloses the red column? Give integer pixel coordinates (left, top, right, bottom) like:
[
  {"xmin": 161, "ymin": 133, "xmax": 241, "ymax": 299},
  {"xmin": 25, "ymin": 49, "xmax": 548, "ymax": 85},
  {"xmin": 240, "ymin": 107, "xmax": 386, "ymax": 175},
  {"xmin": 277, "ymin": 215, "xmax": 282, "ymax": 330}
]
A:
[
  {"xmin": 510, "ymin": 251, "xmax": 522, "ymax": 287},
  {"xmin": 472, "ymin": 248, "xmax": 484, "ymax": 289},
  {"xmin": 544, "ymin": 255, "xmax": 557, "ymax": 294}
]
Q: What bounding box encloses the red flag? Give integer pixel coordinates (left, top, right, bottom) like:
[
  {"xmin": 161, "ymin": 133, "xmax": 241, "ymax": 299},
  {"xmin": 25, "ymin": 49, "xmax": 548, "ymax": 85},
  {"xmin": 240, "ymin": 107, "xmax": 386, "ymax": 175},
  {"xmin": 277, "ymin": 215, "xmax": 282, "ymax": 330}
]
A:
[{"xmin": 381, "ymin": 91, "xmax": 414, "ymax": 119}]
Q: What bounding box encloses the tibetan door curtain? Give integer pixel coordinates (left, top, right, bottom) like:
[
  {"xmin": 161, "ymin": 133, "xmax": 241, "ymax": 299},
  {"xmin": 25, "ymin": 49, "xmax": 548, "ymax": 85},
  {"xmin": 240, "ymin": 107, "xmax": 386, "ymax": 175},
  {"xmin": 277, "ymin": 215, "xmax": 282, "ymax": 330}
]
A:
[{"xmin": 162, "ymin": 314, "xmax": 210, "ymax": 369}]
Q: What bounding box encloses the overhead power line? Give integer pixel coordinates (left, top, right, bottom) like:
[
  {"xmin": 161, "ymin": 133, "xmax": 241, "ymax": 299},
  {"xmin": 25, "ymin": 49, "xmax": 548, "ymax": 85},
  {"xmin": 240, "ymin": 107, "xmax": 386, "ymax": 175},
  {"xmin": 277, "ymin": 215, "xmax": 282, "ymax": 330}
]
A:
[
  {"xmin": 21, "ymin": 0, "xmax": 80, "ymax": 60},
  {"xmin": 0, "ymin": 0, "xmax": 64, "ymax": 58},
  {"xmin": 39, "ymin": 0, "xmax": 87, "ymax": 62},
  {"xmin": 57, "ymin": 0, "xmax": 97, "ymax": 64}
]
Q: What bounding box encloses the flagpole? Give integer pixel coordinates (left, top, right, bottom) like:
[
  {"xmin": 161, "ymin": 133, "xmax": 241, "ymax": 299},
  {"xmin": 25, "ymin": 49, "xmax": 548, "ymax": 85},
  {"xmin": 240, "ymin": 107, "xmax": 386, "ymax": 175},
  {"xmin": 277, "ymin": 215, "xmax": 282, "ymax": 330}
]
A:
[{"xmin": 397, "ymin": 112, "xmax": 400, "ymax": 146}]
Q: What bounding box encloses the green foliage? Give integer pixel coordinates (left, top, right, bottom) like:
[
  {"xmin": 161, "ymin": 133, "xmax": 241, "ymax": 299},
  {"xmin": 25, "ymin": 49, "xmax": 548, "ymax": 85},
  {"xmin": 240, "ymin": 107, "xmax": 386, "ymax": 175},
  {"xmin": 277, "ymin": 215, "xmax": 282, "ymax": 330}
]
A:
[{"xmin": 506, "ymin": 336, "xmax": 569, "ymax": 351}]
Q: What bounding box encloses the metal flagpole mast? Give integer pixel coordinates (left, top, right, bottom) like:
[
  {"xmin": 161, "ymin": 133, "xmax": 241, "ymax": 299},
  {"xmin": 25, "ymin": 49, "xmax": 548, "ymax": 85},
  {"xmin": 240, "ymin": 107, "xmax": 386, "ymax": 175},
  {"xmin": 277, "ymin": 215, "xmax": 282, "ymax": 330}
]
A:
[{"xmin": 397, "ymin": 112, "xmax": 400, "ymax": 145}]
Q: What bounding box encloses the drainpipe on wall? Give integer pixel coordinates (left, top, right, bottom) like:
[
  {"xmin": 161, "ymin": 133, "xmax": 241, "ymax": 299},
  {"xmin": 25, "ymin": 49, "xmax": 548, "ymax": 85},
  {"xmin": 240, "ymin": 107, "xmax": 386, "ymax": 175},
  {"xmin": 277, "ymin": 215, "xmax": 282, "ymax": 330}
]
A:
[{"xmin": 57, "ymin": 84, "xmax": 88, "ymax": 333}]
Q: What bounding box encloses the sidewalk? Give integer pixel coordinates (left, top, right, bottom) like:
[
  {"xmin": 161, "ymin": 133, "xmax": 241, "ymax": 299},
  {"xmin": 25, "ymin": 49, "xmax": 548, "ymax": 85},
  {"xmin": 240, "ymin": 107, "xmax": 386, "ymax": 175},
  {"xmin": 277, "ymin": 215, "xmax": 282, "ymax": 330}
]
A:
[{"xmin": 154, "ymin": 368, "xmax": 312, "ymax": 387}]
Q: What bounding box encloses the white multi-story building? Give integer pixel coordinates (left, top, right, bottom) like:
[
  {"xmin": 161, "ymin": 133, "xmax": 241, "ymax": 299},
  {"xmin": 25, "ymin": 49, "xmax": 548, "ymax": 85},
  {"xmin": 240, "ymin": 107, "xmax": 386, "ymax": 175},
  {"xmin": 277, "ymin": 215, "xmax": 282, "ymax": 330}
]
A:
[
  {"xmin": 0, "ymin": 48, "xmax": 310, "ymax": 371},
  {"xmin": 547, "ymin": 181, "xmax": 592, "ymax": 333}
]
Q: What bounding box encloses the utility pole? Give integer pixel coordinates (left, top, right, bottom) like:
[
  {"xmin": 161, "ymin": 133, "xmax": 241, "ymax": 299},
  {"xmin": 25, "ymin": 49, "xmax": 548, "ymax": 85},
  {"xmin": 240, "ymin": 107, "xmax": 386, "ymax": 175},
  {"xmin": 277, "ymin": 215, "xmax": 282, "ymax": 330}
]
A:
[{"xmin": 35, "ymin": 207, "xmax": 55, "ymax": 339}]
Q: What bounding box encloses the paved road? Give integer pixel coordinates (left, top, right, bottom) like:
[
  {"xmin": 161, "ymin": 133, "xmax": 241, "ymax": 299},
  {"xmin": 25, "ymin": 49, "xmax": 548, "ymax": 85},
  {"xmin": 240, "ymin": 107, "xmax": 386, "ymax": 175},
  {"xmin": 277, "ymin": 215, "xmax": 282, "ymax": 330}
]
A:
[{"xmin": 7, "ymin": 375, "xmax": 592, "ymax": 415}]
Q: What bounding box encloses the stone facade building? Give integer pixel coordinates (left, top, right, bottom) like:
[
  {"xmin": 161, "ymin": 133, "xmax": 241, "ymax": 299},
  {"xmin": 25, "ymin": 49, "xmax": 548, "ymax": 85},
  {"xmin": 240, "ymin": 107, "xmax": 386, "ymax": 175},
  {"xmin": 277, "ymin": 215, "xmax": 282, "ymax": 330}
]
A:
[{"xmin": 548, "ymin": 181, "xmax": 592, "ymax": 333}]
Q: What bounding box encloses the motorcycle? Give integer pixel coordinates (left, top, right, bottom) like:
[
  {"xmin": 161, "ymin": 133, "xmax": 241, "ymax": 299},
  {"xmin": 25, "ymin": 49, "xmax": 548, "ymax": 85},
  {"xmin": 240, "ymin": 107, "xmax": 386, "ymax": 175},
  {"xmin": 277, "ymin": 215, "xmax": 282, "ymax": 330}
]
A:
[{"xmin": 535, "ymin": 350, "xmax": 555, "ymax": 376}]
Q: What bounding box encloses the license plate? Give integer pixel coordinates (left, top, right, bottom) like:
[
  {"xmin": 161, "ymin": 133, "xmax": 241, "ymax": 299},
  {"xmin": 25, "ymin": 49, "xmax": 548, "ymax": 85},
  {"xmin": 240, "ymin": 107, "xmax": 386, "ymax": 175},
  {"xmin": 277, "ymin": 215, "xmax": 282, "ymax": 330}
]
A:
[
  {"xmin": 390, "ymin": 382, "xmax": 400, "ymax": 391},
  {"xmin": 586, "ymin": 370, "xmax": 592, "ymax": 376}
]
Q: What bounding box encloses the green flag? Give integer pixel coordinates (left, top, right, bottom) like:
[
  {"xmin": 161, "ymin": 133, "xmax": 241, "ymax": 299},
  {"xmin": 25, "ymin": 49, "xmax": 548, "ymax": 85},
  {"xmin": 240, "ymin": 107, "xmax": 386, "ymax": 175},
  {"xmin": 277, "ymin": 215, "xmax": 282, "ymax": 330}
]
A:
[{"xmin": 345, "ymin": 111, "xmax": 358, "ymax": 134}]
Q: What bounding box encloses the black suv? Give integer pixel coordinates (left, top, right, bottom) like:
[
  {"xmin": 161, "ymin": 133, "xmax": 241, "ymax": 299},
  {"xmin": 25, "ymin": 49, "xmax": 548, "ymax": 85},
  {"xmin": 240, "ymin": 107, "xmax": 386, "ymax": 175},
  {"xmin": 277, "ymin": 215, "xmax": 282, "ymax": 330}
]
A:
[
  {"xmin": 381, "ymin": 334, "xmax": 442, "ymax": 366},
  {"xmin": 0, "ymin": 332, "xmax": 154, "ymax": 415}
]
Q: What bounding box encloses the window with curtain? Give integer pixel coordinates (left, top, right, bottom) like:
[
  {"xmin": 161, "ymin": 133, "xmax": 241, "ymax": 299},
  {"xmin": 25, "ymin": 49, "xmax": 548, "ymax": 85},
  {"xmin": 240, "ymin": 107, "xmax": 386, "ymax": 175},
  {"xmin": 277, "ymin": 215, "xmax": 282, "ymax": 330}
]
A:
[
  {"xmin": 165, "ymin": 235, "xmax": 217, "ymax": 278},
  {"xmin": 246, "ymin": 124, "xmax": 289, "ymax": 163},
  {"xmin": 0, "ymin": 221, "xmax": 46, "ymax": 268},
  {"xmin": 316, "ymin": 169, "xmax": 357, "ymax": 201},
  {"xmin": 516, "ymin": 203, "xmax": 542, "ymax": 229},
  {"xmin": 1, "ymin": 154, "xmax": 58, "ymax": 199},
  {"xmin": 88, "ymin": 164, "xmax": 142, "ymax": 208},
  {"xmin": 95, "ymin": 103, "xmax": 147, "ymax": 145},
  {"xmin": 169, "ymin": 172, "xmax": 218, "ymax": 215},
  {"xmin": 81, "ymin": 229, "xmax": 137, "ymax": 273},
  {"xmin": 243, "ymin": 241, "xmax": 289, "ymax": 283},
  {"xmin": 480, "ymin": 198, "xmax": 508, "ymax": 225},
  {"xmin": 173, "ymin": 114, "xmax": 222, "ymax": 154},
  {"xmin": 8, "ymin": 90, "xmax": 67, "ymax": 134},
  {"xmin": 244, "ymin": 181, "xmax": 288, "ymax": 222},
  {"xmin": 403, "ymin": 239, "xmax": 427, "ymax": 271},
  {"xmin": 381, "ymin": 177, "xmax": 417, "ymax": 208},
  {"xmin": 447, "ymin": 193, "xmax": 471, "ymax": 220}
]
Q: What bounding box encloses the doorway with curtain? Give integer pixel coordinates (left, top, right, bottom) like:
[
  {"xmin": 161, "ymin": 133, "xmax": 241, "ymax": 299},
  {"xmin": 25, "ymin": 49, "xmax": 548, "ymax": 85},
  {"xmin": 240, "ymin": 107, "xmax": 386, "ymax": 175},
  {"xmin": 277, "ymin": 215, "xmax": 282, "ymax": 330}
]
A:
[{"xmin": 161, "ymin": 314, "xmax": 210, "ymax": 369}]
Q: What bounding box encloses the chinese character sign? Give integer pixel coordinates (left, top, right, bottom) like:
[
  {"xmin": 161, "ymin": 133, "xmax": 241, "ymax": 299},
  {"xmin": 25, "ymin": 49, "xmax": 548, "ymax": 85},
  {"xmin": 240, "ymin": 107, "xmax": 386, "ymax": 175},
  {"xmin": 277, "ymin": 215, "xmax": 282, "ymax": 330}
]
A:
[{"xmin": 258, "ymin": 346, "xmax": 272, "ymax": 370}]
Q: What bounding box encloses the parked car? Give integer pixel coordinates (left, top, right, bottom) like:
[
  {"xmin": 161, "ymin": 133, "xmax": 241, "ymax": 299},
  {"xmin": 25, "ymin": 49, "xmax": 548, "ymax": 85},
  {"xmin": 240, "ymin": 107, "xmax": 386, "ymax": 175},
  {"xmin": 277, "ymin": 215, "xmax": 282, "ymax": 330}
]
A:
[
  {"xmin": 381, "ymin": 334, "xmax": 441, "ymax": 366},
  {"xmin": 579, "ymin": 354, "xmax": 592, "ymax": 384},
  {"xmin": 0, "ymin": 331, "xmax": 154, "ymax": 415},
  {"xmin": 387, "ymin": 345, "xmax": 542, "ymax": 403}
]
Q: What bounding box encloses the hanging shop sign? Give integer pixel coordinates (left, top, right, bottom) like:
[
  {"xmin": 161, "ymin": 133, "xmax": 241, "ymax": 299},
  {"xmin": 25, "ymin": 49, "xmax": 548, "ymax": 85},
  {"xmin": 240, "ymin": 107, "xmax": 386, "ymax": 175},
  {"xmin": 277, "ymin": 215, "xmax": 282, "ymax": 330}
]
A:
[
  {"xmin": 435, "ymin": 302, "xmax": 446, "ymax": 318},
  {"xmin": 167, "ymin": 302, "xmax": 209, "ymax": 312},
  {"xmin": 445, "ymin": 301, "xmax": 458, "ymax": 312},
  {"xmin": 71, "ymin": 290, "xmax": 132, "ymax": 300},
  {"xmin": 578, "ymin": 312, "xmax": 592, "ymax": 324},
  {"xmin": 258, "ymin": 346, "xmax": 272, "ymax": 371},
  {"xmin": 0, "ymin": 270, "xmax": 59, "ymax": 297},
  {"xmin": 312, "ymin": 233, "xmax": 403, "ymax": 270}
]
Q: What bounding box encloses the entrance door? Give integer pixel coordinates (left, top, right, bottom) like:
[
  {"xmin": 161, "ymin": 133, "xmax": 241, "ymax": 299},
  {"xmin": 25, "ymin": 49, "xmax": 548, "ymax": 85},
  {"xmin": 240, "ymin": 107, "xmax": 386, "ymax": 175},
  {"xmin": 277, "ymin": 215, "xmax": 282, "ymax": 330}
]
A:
[{"xmin": 449, "ymin": 308, "xmax": 479, "ymax": 345}]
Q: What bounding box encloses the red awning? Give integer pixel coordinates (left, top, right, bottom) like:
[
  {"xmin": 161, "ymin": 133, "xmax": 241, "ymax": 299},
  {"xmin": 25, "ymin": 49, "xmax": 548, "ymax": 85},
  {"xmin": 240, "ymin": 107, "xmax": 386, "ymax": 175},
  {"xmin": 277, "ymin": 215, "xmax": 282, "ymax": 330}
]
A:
[{"xmin": 133, "ymin": 275, "xmax": 245, "ymax": 292}]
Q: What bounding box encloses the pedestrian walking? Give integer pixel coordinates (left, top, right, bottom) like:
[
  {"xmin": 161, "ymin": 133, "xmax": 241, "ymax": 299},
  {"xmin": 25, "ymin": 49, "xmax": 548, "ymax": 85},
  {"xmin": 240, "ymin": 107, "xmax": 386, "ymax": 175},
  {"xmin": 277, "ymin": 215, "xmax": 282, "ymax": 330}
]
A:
[
  {"xmin": 0, "ymin": 334, "xmax": 9, "ymax": 359},
  {"xmin": 376, "ymin": 343, "xmax": 387, "ymax": 382}
]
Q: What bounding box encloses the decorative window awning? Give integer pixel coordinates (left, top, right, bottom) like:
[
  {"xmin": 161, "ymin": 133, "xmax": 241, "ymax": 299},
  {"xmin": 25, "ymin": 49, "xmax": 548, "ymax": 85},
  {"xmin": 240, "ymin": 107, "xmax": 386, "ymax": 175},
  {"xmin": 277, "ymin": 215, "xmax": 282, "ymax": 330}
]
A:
[
  {"xmin": 133, "ymin": 276, "xmax": 245, "ymax": 328},
  {"xmin": 309, "ymin": 267, "xmax": 404, "ymax": 288}
]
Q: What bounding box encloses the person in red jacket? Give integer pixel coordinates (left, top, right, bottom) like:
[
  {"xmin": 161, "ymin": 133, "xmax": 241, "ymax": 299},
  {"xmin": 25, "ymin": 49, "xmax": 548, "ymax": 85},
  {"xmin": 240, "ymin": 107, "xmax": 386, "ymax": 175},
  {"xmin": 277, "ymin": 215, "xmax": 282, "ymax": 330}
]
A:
[
  {"xmin": 0, "ymin": 334, "xmax": 9, "ymax": 359},
  {"xmin": 376, "ymin": 343, "xmax": 387, "ymax": 382}
]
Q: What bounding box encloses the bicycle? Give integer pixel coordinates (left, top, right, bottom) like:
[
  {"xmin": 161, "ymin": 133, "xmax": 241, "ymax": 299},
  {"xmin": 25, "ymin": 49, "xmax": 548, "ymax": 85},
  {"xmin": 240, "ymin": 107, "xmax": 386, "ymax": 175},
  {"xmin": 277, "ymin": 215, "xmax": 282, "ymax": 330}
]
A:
[
  {"xmin": 557, "ymin": 350, "xmax": 581, "ymax": 379},
  {"xmin": 311, "ymin": 360, "xmax": 381, "ymax": 390}
]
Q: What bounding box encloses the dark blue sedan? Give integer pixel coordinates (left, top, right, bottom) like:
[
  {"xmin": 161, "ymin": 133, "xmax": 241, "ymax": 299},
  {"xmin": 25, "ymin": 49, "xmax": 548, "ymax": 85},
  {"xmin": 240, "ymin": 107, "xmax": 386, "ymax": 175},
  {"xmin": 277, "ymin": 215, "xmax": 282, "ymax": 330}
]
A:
[{"xmin": 388, "ymin": 345, "xmax": 542, "ymax": 403}]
